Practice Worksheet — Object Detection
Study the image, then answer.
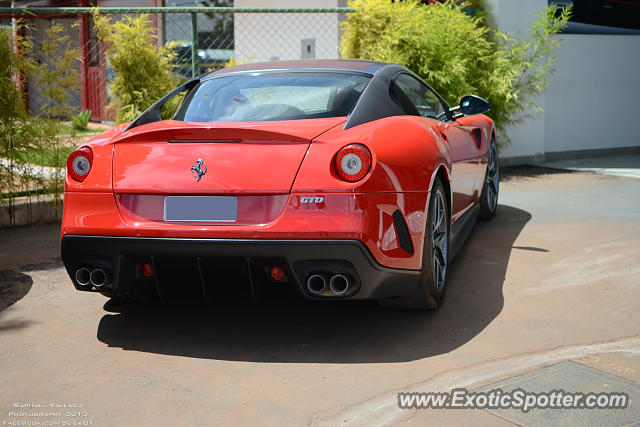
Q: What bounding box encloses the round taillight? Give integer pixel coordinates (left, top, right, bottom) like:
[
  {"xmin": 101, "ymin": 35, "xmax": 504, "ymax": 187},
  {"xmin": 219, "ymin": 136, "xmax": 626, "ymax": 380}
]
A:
[
  {"xmin": 334, "ymin": 144, "xmax": 372, "ymax": 182},
  {"xmin": 67, "ymin": 146, "xmax": 93, "ymax": 182}
]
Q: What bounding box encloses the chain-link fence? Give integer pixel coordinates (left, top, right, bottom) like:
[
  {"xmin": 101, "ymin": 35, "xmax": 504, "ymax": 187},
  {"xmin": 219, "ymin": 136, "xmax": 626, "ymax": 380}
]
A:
[{"xmin": 0, "ymin": 6, "xmax": 353, "ymax": 122}]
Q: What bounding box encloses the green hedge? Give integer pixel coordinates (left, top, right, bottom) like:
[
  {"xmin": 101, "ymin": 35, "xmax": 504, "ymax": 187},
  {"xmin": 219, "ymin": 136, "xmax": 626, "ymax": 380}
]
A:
[{"xmin": 93, "ymin": 10, "xmax": 179, "ymax": 123}]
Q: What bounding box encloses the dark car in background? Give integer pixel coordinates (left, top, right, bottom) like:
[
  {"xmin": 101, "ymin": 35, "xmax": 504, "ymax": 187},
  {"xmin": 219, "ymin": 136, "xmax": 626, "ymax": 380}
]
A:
[
  {"xmin": 171, "ymin": 42, "xmax": 233, "ymax": 78},
  {"xmin": 553, "ymin": 0, "xmax": 640, "ymax": 31}
]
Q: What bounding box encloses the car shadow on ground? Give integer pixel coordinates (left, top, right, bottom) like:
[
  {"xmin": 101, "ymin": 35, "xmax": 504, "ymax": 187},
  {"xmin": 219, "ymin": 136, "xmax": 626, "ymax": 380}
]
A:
[
  {"xmin": 96, "ymin": 204, "xmax": 531, "ymax": 363},
  {"xmin": 0, "ymin": 270, "xmax": 35, "ymax": 333},
  {"xmin": 0, "ymin": 270, "xmax": 33, "ymax": 313},
  {"xmin": 0, "ymin": 223, "xmax": 60, "ymax": 319}
]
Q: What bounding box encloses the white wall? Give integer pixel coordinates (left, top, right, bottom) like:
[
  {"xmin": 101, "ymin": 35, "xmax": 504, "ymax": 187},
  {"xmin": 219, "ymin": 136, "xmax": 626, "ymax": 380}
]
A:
[
  {"xmin": 234, "ymin": 0, "xmax": 340, "ymax": 62},
  {"xmin": 486, "ymin": 0, "xmax": 640, "ymax": 163},
  {"xmin": 485, "ymin": 0, "xmax": 547, "ymax": 161},
  {"xmin": 544, "ymin": 34, "xmax": 640, "ymax": 154}
]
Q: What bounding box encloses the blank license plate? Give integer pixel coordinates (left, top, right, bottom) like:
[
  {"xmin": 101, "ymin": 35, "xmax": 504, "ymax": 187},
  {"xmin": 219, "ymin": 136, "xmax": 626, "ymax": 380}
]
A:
[{"xmin": 164, "ymin": 196, "xmax": 237, "ymax": 222}]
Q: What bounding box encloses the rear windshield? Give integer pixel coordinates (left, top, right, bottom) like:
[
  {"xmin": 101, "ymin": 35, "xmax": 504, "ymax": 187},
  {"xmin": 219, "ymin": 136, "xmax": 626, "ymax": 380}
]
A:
[{"xmin": 173, "ymin": 73, "xmax": 370, "ymax": 123}]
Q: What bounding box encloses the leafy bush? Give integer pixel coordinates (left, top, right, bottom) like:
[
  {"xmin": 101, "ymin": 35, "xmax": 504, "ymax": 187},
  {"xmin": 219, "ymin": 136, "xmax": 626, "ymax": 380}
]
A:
[
  {"xmin": 224, "ymin": 57, "xmax": 243, "ymax": 68},
  {"xmin": 93, "ymin": 10, "xmax": 179, "ymax": 123},
  {"xmin": 33, "ymin": 21, "xmax": 81, "ymax": 119},
  {"xmin": 0, "ymin": 25, "xmax": 33, "ymax": 124},
  {"xmin": 340, "ymin": 0, "xmax": 571, "ymax": 145},
  {"xmin": 0, "ymin": 25, "xmax": 38, "ymax": 207},
  {"xmin": 32, "ymin": 21, "xmax": 83, "ymax": 202},
  {"xmin": 1, "ymin": 21, "xmax": 82, "ymax": 223},
  {"xmin": 72, "ymin": 110, "xmax": 92, "ymax": 131}
]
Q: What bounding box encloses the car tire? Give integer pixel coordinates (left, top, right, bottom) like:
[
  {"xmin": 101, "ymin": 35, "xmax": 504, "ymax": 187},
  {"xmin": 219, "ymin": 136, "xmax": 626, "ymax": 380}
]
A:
[
  {"xmin": 379, "ymin": 178, "xmax": 449, "ymax": 310},
  {"xmin": 479, "ymin": 139, "xmax": 499, "ymax": 220}
]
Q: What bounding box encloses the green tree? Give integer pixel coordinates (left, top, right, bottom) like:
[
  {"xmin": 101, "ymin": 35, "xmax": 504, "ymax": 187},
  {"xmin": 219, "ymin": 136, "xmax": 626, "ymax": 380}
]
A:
[
  {"xmin": 0, "ymin": 24, "xmax": 37, "ymax": 219},
  {"xmin": 33, "ymin": 21, "xmax": 81, "ymax": 119},
  {"xmin": 93, "ymin": 10, "xmax": 179, "ymax": 123},
  {"xmin": 31, "ymin": 21, "xmax": 83, "ymax": 206},
  {"xmin": 1, "ymin": 21, "xmax": 83, "ymax": 224}
]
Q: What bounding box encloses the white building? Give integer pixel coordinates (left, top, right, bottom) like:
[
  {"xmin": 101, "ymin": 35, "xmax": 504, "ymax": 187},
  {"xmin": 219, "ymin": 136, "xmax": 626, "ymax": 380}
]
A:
[
  {"xmin": 234, "ymin": 0, "xmax": 345, "ymax": 62},
  {"xmin": 486, "ymin": 0, "xmax": 640, "ymax": 164}
]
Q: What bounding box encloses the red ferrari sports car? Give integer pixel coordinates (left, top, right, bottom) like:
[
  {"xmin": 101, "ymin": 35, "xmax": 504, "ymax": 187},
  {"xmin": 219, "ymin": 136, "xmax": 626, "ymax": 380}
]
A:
[{"xmin": 61, "ymin": 59, "xmax": 499, "ymax": 309}]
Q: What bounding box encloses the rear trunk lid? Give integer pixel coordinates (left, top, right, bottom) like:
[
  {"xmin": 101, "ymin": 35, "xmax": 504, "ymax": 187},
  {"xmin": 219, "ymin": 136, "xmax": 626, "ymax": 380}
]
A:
[{"xmin": 112, "ymin": 118, "xmax": 345, "ymax": 194}]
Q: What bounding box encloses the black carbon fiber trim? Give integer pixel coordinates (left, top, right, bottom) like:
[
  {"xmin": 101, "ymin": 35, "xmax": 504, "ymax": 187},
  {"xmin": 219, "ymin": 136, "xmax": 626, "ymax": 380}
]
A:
[
  {"xmin": 472, "ymin": 128, "xmax": 482, "ymax": 148},
  {"xmin": 392, "ymin": 210, "xmax": 414, "ymax": 255},
  {"xmin": 60, "ymin": 236, "xmax": 421, "ymax": 300}
]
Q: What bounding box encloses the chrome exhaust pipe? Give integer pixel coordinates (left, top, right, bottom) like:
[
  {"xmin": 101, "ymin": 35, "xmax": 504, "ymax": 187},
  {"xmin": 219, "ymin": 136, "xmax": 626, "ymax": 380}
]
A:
[
  {"xmin": 75, "ymin": 268, "xmax": 91, "ymax": 286},
  {"xmin": 89, "ymin": 268, "xmax": 110, "ymax": 288},
  {"xmin": 306, "ymin": 274, "xmax": 327, "ymax": 295},
  {"xmin": 329, "ymin": 274, "xmax": 350, "ymax": 295}
]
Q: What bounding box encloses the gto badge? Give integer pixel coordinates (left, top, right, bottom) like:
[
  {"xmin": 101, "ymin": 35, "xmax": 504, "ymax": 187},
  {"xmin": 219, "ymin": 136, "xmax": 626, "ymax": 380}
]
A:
[
  {"xmin": 301, "ymin": 197, "xmax": 324, "ymax": 203},
  {"xmin": 190, "ymin": 158, "xmax": 207, "ymax": 182}
]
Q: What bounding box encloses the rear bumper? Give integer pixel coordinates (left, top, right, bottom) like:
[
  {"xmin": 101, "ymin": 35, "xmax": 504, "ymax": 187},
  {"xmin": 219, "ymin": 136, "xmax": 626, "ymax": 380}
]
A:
[
  {"xmin": 61, "ymin": 191, "xmax": 430, "ymax": 270},
  {"xmin": 61, "ymin": 235, "xmax": 421, "ymax": 301}
]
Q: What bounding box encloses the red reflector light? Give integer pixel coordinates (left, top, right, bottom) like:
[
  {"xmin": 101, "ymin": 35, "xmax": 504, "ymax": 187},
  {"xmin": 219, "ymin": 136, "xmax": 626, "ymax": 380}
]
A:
[
  {"xmin": 140, "ymin": 263, "xmax": 154, "ymax": 278},
  {"xmin": 269, "ymin": 266, "xmax": 286, "ymax": 282},
  {"xmin": 334, "ymin": 143, "xmax": 372, "ymax": 182},
  {"xmin": 66, "ymin": 146, "xmax": 93, "ymax": 182}
]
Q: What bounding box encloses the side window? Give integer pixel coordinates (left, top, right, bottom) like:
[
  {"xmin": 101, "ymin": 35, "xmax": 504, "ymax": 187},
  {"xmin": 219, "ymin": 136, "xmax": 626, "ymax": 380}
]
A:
[{"xmin": 391, "ymin": 73, "xmax": 446, "ymax": 121}]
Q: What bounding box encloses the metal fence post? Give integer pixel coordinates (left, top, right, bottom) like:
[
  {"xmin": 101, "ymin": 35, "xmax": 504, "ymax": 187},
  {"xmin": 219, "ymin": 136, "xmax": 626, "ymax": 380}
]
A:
[{"xmin": 190, "ymin": 12, "xmax": 198, "ymax": 78}]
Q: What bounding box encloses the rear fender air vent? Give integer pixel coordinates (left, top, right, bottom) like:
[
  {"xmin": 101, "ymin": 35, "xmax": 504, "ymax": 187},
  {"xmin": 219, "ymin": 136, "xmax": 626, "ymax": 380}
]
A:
[
  {"xmin": 471, "ymin": 128, "xmax": 482, "ymax": 148},
  {"xmin": 392, "ymin": 210, "xmax": 414, "ymax": 255}
]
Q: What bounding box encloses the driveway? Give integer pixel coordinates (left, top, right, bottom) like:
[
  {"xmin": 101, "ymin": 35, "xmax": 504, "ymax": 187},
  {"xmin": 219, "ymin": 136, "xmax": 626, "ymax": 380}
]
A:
[{"xmin": 0, "ymin": 166, "xmax": 639, "ymax": 426}]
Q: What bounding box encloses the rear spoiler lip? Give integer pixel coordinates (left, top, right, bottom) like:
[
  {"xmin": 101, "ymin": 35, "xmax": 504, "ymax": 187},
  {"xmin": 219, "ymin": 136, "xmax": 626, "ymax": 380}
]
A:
[{"xmin": 112, "ymin": 117, "xmax": 348, "ymax": 145}]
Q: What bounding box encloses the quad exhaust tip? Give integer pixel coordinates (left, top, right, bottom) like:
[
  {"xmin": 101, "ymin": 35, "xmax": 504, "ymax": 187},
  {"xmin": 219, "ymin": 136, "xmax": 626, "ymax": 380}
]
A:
[
  {"xmin": 89, "ymin": 268, "xmax": 109, "ymax": 288},
  {"xmin": 75, "ymin": 267, "xmax": 111, "ymax": 288},
  {"xmin": 329, "ymin": 274, "xmax": 350, "ymax": 295},
  {"xmin": 306, "ymin": 273, "xmax": 352, "ymax": 296},
  {"xmin": 75, "ymin": 267, "xmax": 91, "ymax": 287},
  {"xmin": 306, "ymin": 274, "xmax": 327, "ymax": 294}
]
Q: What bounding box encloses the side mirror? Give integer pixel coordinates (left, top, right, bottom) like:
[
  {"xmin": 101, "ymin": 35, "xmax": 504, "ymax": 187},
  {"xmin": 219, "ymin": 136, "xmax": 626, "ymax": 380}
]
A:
[{"xmin": 458, "ymin": 94, "xmax": 490, "ymax": 116}]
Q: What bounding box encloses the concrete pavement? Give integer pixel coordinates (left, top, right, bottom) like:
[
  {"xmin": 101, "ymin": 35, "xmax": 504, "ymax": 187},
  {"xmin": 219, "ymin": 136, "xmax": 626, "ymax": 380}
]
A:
[{"xmin": 0, "ymin": 167, "xmax": 639, "ymax": 426}]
